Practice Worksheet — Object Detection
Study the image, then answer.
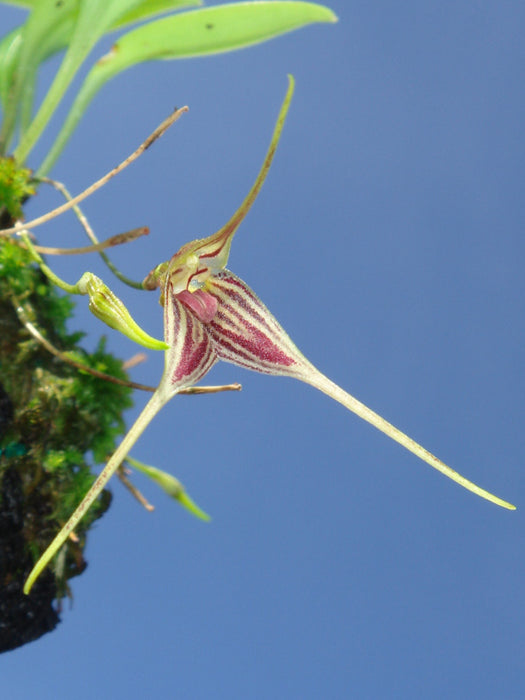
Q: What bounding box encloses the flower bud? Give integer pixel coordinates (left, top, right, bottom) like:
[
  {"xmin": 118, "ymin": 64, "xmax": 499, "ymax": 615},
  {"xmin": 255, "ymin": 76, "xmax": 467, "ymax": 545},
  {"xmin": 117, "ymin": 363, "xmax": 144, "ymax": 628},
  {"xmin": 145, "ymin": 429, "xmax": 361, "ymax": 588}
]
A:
[
  {"xmin": 126, "ymin": 456, "xmax": 211, "ymax": 521},
  {"xmin": 78, "ymin": 273, "xmax": 168, "ymax": 350}
]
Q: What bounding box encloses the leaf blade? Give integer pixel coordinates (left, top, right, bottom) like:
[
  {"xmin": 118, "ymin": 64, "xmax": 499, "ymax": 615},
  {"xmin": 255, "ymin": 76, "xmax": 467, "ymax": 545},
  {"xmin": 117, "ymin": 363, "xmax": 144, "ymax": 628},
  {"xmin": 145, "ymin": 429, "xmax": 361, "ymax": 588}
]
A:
[
  {"xmin": 13, "ymin": 0, "xmax": 149, "ymax": 162},
  {"xmin": 37, "ymin": 1, "xmax": 336, "ymax": 173},
  {"xmin": 97, "ymin": 1, "xmax": 337, "ymax": 69}
]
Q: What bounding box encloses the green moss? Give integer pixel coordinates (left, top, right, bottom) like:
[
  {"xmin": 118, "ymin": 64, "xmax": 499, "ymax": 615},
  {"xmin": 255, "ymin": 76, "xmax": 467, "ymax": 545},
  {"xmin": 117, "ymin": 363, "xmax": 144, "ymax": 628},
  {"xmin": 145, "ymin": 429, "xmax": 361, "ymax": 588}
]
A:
[
  {"xmin": 0, "ymin": 157, "xmax": 36, "ymax": 221},
  {"xmin": 0, "ymin": 235, "xmax": 134, "ymax": 647}
]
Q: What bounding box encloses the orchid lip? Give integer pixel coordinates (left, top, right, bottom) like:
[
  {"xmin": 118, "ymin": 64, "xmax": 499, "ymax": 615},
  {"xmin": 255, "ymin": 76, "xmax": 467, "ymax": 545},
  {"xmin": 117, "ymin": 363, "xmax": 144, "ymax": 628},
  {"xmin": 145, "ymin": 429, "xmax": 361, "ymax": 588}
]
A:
[{"xmin": 178, "ymin": 289, "xmax": 218, "ymax": 323}]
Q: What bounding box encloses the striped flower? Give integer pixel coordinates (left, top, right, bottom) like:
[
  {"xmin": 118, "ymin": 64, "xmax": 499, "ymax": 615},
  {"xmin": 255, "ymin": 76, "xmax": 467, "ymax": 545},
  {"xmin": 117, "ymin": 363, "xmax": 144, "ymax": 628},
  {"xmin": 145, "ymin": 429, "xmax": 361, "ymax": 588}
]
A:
[
  {"xmin": 25, "ymin": 77, "xmax": 513, "ymax": 595},
  {"xmin": 157, "ymin": 246, "xmax": 514, "ymax": 511},
  {"xmin": 148, "ymin": 77, "xmax": 513, "ymax": 511}
]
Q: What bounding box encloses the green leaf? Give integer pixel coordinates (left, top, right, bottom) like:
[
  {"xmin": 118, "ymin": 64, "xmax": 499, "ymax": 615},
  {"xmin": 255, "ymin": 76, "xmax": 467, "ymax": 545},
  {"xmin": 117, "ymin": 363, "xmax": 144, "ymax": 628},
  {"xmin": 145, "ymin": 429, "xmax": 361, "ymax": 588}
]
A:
[
  {"xmin": 0, "ymin": 1, "xmax": 201, "ymax": 104},
  {"xmin": 37, "ymin": 1, "xmax": 337, "ymax": 174},
  {"xmin": 13, "ymin": 0, "xmax": 152, "ymax": 163},
  {"xmin": 0, "ymin": 0, "xmax": 198, "ymax": 16},
  {"xmin": 110, "ymin": 0, "xmax": 203, "ymax": 30},
  {"xmin": 0, "ymin": 1, "xmax": 200, "ymax": 143},
  {"xmin": 0, "ymin": 0, "xmax": 78, "ymax": 154},
  {"xmin": 95, "ymin": 1, "xmax": 337, "ymax": 65},
  {"xmin": 0, "ymin": 28, "xmax": 22, "ymax": 114},
  {"xmin": 2, "ymin": 15, "xmax": 80, "ymax": 138}
]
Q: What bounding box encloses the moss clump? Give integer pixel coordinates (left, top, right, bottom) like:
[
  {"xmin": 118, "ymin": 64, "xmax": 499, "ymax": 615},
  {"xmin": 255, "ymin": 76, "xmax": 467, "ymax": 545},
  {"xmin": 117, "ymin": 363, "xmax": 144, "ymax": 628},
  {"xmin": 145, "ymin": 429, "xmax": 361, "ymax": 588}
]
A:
[
  {"xmin": 0, "ymin": 157, "xmax": 36, "ymax": 223},
  {"xmin": 0, "ymin": 237, "xmax": 133, "ymax": 651}
]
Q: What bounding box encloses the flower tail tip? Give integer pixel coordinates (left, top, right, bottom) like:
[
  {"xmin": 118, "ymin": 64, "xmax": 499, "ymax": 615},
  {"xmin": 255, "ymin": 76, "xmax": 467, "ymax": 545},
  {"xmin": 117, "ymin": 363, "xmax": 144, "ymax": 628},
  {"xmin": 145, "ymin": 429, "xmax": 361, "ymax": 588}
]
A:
[
  {"xmin": 495, "ymin": 497, "xmax": 516, "ymax": 511},
  {"xmin": 449, "ymin": 473, "xmax": 515, "ymax": 510},
  {"xmin": 176, "ymin": 491, "xmax": 211, "ymax": 522}
]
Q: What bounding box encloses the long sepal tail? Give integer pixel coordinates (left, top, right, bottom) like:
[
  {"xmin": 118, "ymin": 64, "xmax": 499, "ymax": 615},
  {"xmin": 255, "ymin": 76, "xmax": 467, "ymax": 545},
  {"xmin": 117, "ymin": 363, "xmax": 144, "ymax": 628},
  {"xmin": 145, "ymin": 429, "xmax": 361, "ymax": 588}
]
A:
[
  {"xmin": 24, "ymin": 389, "xmax": 170, "ymax": 594},
  {"xmin": 198, "ymin": 75, "xmax": 295, "ymax": 270},
  {"xmin": 204, "ymin": 272, "xmax": 515, "ymax": 510},
  {"xmin": 302, "ymin": 370, "xmax": 516, "ymax": 510}
]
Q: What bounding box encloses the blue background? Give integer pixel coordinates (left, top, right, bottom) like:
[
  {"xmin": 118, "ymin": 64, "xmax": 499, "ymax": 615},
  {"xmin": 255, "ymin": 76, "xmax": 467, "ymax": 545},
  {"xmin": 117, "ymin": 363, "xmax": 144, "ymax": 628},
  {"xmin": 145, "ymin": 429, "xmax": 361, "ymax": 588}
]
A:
[{"xmin": 1, "ymin": 1, "xmax": 524, "ymax": 697}]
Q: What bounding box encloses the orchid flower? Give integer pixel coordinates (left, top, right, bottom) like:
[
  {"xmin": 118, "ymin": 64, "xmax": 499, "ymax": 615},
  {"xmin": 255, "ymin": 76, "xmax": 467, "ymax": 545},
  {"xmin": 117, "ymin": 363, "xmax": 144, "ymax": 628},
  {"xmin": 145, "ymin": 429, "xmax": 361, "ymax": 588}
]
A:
[{"xmin": 24, "ymin": 76, "xmax": 514, "ymax": 594}]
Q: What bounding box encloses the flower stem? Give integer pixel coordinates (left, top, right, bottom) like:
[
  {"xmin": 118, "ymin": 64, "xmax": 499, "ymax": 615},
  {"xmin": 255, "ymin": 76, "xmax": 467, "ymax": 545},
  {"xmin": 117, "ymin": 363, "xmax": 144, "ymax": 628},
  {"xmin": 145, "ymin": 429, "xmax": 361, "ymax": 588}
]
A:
[
  {"xmin": 23, "ymin": 389, "xmax": 169, "ymax": 594},
  {"xmin": 303, "ymin": 367, "xmax": 515, "ymax": 510}
]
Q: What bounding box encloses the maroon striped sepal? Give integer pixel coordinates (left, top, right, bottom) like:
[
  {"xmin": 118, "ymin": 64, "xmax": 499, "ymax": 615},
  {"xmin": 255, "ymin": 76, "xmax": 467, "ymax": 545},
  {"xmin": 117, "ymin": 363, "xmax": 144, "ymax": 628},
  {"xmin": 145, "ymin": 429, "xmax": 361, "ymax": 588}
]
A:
[{"xmin": 162, "ymin": 269, "xmax": 313, "ymax": 394}]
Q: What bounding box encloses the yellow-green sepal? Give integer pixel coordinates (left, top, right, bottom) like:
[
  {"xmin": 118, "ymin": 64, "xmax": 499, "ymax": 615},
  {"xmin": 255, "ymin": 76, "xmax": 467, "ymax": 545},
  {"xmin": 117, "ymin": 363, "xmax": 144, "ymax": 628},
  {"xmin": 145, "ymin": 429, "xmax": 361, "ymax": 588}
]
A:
[{"xmin": 78, "ymin": 273, "xmax": 168, "ymax": 350}]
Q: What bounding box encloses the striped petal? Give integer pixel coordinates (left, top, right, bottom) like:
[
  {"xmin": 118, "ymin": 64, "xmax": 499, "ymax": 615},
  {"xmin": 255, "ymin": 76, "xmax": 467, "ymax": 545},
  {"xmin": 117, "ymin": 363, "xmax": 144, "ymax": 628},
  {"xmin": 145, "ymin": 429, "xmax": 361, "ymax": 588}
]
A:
[{"xmin": 160, "ymin": 277, "xmax": 218, "ymax": 401}]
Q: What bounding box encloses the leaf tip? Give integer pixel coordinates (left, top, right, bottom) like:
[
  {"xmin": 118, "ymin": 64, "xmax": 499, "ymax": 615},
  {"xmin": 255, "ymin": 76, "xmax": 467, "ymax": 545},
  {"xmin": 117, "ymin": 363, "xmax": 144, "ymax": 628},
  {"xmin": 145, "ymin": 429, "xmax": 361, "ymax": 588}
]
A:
[{"xmin": 311, "ymin": 5, "xmax": 339, "ymax": 24}]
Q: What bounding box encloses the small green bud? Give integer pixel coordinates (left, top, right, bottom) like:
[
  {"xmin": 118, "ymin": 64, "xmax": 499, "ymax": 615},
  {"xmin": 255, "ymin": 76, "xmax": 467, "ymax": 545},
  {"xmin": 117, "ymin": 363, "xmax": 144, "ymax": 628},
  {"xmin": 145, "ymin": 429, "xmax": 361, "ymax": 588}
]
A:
[
  {"xmin": 78, "ymin": 273, "xmax": 168, "ymax": 350},
  {"xmin": 126, "ymin": 456, "xmax": 211, "ymax": 522}
]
